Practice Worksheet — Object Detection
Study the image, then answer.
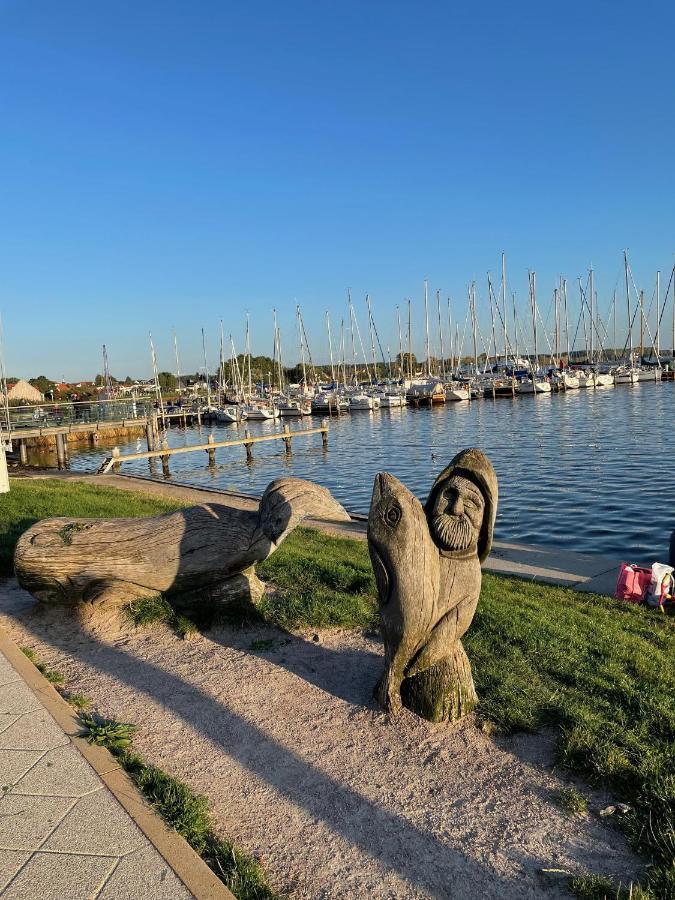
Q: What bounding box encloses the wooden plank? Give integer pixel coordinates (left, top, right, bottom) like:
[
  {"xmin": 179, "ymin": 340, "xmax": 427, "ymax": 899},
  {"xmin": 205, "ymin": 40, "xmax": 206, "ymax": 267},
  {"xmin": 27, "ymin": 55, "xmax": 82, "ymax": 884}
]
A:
[{"xmin": 98, "ymin": 425, "xmax": 328, "ymax": 474}]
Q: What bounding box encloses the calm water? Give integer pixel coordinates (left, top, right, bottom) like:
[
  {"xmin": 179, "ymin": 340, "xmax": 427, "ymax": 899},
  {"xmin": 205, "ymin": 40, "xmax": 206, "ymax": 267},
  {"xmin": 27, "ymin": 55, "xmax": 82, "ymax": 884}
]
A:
[{"xmin": 66, "ymin": 382, "xmax": 674, "ymax": 561}]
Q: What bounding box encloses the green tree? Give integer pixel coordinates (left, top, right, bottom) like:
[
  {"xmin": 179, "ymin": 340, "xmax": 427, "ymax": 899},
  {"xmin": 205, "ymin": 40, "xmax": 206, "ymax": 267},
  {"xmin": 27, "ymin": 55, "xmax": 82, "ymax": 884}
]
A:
[
  {"xmin": 29, "ymin": 375, "xmax": 55, "ymax": 394},
  {"xmin": 157, "ymin": 371, "xmax": 177, "ymax": 390}
]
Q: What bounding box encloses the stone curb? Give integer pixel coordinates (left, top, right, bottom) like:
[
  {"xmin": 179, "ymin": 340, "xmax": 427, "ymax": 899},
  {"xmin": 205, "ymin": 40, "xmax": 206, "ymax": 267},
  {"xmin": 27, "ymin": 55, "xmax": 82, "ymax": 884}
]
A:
[{"xmin": 0, "ymin": 623, "xmax": 234, "ymax": 900}]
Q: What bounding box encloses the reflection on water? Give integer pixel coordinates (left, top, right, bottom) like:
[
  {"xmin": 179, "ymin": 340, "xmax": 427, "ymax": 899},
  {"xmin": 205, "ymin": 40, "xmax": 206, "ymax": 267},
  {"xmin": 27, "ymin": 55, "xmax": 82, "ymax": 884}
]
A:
[{"xmin": 65, "ymin": 382, "xmax": 674, "ymax": 560}]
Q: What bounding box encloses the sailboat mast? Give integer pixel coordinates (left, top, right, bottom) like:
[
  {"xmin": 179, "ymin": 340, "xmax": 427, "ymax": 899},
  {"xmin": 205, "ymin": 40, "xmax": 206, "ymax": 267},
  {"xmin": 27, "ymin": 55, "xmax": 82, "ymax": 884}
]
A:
[
  {"xmin": 297, "ymin": 305, "xmax": 307, "ymax": 387},
  {"xmin": 487, "ymin": 275, "xmax": 498, "ymax": 371},
  {"xmin": 563, "ymin": 279, "xmax": 570, "ymax": 362},
  {"xmin": 554, "ymin": 287, "xmax": 560, "ymax": 365},
  {"xmin": 366, "ymin": 294, "xmax": 377, "ymax": 381},
  {"xmin": 407, "ymin": 299, "xmax": 413, "ymax": 379},
  {"xmin": 246, "ymin": 315, "xmax": 252, "ymax": 399},
  {"xmin": 656, "ymin": 271, "xmax": 660, "ymax": 361},
  {"xmin": 348, "ymin": 291, "xmax": 357, "ymax": 384},
  {"xmin": 436, "ymin": 290, "xmax": 445, "ymax": 379},
  {"xmin": 501, "ymin": 253, "xmax": 509, "ymax": 364},
  {"xmin": 396, "ymin": 306, "xmax": 403, "ymax": 379},
  {"xmin": 173, "ymin": 331, "xmax": 182, "ymax": 394},
  {"xmin": 326, "ymin": 312, "xmax": 335, "ymax": 384},
  {"xmin": 530, "ymin": 272, "xmax": 539, "ymax": 374},
  {"xmin": 589, "ymin": 267, "xmax": 595, "ymax": 363},
  {"xmin": 424, "ymin": 279, "xmax": 430, "ymax": 377},
  {"xmin": 201, "ymin": 328, "xmax": 211, "ymax": 408},
  {"xmin": 624, "ymin": 250, "xmax": 633, "ymax": 365},
  {"xmin": 447, "ymin": 297, "xmax": 453, "ymax": 375},
  {"xmin": 470, "ymin": 283, "xmax": 478, "ymax": 377}
]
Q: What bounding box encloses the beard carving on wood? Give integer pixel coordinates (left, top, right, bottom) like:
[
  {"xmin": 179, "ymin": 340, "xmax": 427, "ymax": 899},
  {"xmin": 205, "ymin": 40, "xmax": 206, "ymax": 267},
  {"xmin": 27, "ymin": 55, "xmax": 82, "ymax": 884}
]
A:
[
  {"xmin": 368, "ymin": 448, "xmax": 498, "ymax": 723},
  {"xmin": 429, "ymin": 475, "xmax": 485, "ymax": 554}
]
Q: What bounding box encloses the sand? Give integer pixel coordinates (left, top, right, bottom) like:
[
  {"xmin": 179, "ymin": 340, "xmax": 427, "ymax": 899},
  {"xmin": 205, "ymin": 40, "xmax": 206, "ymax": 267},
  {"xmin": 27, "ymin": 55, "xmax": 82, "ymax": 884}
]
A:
[{"xmin": 0, "ymin": 578, "xmax": 641, "ymax": 899}]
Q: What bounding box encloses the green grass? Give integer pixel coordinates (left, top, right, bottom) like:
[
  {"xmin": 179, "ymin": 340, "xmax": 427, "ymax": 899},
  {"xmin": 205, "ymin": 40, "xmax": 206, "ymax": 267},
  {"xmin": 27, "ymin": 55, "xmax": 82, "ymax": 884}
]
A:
[
  {"xmin": 123, "ymin": 594, "xmax": 199, "ymax": 639},
  {"xmin": 552, "ymin": 786, "xmax": 589, "ymax": 818},
  {"xmin": 20, "ymin": 645, "xmax": 65, "ymax": 684},
  {"xmin": 257, "ymin": 527, "xmax": 378, "ymax": 630},
  {"xmin": 81, "ymin": 715, "xmax": 275, "ymax": 899},
  {"xmin": 257, "ymin": 528, "xmax": 675, "ymax": 898},
  {"xmin": 0, "ymin": 478, "xmax": 185, "ymax": 575}
]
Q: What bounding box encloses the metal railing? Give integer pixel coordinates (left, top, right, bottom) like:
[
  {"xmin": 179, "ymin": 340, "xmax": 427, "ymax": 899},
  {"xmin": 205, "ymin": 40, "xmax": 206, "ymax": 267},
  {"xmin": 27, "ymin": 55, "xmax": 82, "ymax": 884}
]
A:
[{"xmin": 7, "ymin": 398, "xmax": 155, "ymax": 430}]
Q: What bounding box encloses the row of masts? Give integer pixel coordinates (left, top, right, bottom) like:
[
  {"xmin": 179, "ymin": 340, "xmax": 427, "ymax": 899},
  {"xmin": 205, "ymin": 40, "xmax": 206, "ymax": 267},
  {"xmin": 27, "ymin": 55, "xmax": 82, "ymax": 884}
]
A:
[{"xmin": 146, "ymin": 251, "xmax": 674, "ymax": 402}]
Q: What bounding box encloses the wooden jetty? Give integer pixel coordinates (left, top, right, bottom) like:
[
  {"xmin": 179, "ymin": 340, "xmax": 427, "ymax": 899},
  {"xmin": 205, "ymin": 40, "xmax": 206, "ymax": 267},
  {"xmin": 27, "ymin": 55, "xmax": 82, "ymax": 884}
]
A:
[{"xmin": 97, "ymin": 422, "xmax": 330, "ymax": 476}]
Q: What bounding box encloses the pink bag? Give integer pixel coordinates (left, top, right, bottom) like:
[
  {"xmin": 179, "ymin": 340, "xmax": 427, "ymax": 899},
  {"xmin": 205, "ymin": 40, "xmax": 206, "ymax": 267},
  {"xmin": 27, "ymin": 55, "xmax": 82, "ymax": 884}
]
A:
[{"xmin": 614, "ymin": 563, "xmax": 652, "ymax": 603}]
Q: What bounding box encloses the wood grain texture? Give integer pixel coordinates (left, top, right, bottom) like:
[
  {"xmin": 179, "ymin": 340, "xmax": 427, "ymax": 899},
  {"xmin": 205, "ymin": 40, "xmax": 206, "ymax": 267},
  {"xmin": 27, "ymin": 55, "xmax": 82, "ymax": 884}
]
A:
[
  {"xmin": 14, "ymin": 477, "xmax": 351, "ymax": 616},
  {"xmin": 368, "ymin": 449, "xmax": 497, "ymax": 724}
]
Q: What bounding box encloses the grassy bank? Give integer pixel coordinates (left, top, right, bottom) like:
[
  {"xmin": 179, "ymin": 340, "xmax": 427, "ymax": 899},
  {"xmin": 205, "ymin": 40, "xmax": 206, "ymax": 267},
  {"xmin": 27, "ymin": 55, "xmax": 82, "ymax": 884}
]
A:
[
  {"xmin": 2, "ymin": 479, "xmax": 673, "ymax": 896},
  {"xmin": 0, "ymin": 478, "xmax": 185, "ymax": 575},
  {"xmin": 260, "ymin": 528, "xmax": 674, "ymax": 899}
]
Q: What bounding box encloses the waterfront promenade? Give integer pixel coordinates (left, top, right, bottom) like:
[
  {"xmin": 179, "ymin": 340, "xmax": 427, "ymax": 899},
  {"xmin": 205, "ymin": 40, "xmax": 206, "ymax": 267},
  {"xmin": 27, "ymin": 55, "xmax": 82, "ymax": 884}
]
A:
[{"xmin": 0, "ymin": 626, "xmax": 231, "ymax": 899}]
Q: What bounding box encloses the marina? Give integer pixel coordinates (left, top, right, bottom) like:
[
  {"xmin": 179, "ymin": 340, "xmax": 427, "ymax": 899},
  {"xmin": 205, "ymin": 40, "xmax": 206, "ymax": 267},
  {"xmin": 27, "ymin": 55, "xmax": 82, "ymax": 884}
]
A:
[{"xmin": 54, "ymin": 377, "xmax": 675, "ymax": 561}]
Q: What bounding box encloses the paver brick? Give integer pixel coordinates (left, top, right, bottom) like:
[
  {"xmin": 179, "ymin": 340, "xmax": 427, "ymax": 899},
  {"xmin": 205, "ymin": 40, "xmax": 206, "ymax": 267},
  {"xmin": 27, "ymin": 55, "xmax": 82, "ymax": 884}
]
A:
[
  {"xmin": 13, "ymin": 744, "xmax": 102, "ymax": 797},
  {"xmin": 0, "ymin": 710, "xmax": 69, "ymax": 752},
  {"xmin": 0, "ymin": 682, "xmax": 41, "ymax": 718},
  {"xmin": 0, "ymin": 794, "xmax": 75, "ymax": 851},
  {"xmin": 0, "ymin": 849, "xmax": 31, "ymax": 892},
  {"xmin": 1, "ymin": 850, "xmax": 117, "ymax": 900},
  {"xmin": 42, "ymin": 790, "xmax": 147, "ymax": 856},
  {"xmin": 0, "ymin": 749, "xmax": 44, "ymax": 788},
  {"xmin": 97, "ymin": 845, "xmax": 193, "ymax": 899}
]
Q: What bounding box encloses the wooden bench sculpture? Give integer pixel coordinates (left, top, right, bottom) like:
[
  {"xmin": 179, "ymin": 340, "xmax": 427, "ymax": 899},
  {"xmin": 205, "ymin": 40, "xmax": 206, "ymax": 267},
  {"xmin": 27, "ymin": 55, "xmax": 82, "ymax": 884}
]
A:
[
  {"xmin": 368, "ymin": 448, "xmax": 498, "ymax": 723},
  {"xmin": 15, "ymin": 477, "xmax": 350, "ymax": 629}
]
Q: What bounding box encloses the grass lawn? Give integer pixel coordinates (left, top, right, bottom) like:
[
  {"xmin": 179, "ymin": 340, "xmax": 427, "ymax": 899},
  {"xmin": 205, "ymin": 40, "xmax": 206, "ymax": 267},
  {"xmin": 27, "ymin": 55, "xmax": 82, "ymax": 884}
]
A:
[
  {"xmin": 0, "ymin": 478, "xmax": 186, "ymax": 575},
  {"xmin": 260, "ymin": 527, "xmax": 675, "ymax": 899},
  {"xmin": 2, "ymin": 480, "xmax": 673, "ymax": 897}
]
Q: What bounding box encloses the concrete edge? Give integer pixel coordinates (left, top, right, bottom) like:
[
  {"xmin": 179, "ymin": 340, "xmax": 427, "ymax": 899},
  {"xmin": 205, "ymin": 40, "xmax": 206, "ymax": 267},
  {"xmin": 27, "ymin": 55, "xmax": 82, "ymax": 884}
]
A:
[{"xmin": 0, "ymin": 623, "xmax": 234, "ymax": 900}]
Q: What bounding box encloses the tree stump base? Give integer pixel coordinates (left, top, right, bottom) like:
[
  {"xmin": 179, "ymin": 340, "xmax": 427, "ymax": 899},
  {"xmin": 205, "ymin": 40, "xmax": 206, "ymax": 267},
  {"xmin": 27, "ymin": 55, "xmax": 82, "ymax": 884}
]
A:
[{"xmin": 399, "ymin": 641, "xmax": 478, "ymax": 724}]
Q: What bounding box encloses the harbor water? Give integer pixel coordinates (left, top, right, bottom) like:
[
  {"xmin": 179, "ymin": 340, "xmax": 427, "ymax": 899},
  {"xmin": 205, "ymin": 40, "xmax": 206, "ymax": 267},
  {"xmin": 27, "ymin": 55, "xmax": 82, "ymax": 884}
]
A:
[{"xmin": 66, "ymin": 381, "xmax": 674, "ymax": 562}]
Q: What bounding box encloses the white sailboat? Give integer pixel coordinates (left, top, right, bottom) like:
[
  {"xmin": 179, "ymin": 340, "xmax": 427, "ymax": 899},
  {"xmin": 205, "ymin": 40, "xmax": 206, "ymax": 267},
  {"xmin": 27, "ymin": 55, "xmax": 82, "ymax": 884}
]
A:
[{"xmin": 517, "ymin": 273, "xmax": 552, "ymax": 394}]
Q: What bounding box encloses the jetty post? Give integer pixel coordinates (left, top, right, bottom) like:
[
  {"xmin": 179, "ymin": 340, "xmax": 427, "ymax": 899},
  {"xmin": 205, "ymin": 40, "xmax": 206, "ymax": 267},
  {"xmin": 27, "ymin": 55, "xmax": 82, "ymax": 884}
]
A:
[
  {"xmin": 160, "ymin": 438, "xmax": 171, "ymax": 476},
  {"xmin": 283, "ymin": 424, "xmax": 292, "ymax": 455},
  {"xmin": 18, "ymin": 440, "xmax": 28, "ymax": 466},
  {"xmin": 207, "ymin": 433, "xmax": 216, "ymax": 467},
  {"xmin": 55, "ymin": 433, "xmax": 68, "ymax": 470},
  {"xmin": 111, "ymin": 446, "xmax": 121, "ymax": 472},
  {"xmin": 322, "ymin": 418, "xmax": 329, "ymax": 449},
  {"xmin": 244, "ymin": 429, "xmax": 253, "ymax": 463}
]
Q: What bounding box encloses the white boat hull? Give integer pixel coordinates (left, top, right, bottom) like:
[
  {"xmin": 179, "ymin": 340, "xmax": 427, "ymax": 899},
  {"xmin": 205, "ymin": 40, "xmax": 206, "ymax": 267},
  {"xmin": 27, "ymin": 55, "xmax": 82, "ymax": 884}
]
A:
[
  {"xmin": 517, "ymin": 380, "xmax": 552, "ymax": 394},
  {"xmin": 445, "ymin": 387, "xmax": 470, "ymax": 401}
]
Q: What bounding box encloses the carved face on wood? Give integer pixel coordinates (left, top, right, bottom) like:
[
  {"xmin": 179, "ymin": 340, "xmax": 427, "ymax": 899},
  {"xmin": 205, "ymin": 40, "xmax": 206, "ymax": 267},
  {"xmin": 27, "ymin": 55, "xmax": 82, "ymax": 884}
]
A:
[{"xmin": 428, "ymin": 474, "xmax": 485, "ymax": 553}]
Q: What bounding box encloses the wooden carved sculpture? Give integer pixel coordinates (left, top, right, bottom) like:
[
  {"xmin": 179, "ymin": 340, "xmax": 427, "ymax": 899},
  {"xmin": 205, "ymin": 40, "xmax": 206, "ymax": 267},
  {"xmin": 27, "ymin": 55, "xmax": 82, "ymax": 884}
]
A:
[
  {"xmin": 14, "ymin": 477, "xmax": 350, "ymax": 627},
  {"xmin": 368, "ymin": 448, "xmax": 498, "ymax": 723}
]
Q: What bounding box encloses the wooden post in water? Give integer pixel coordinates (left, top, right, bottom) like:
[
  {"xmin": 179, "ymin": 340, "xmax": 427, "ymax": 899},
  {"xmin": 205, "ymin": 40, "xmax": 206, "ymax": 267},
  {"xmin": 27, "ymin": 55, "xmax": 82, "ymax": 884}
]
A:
[
  {"xmin": 207, "ymin": 433, "xmax": 216, "ymax": 467},
  {"xmin": 146, "ymin": 420, "xmax": 156, "ymax": 453},
  {"xmin": 89, "ymin": 430, "xmax": 99, "ymax": 447},
  {"xmin": 55, "ymin": 433, "xmax": 68, "ymax": 470},
  {"xmin": 19, "ymin": 441, "xmax": 28, "ymax": 466},
  {"xmin": 161, "ymin": 438, "xmax": 171, "ymax": 477},
  {"xmin": 283, "ymin": 424, "xmax": 292, "ymax": 455},
  {"xmin": 322, "ymin": 419, "xmax": 329, "ymax": 450},
  {"xmin": 111, "ymin": 446, "xmax": 121, "ymax": 473},
  {"xmin": 196, "ymin": 407, "xmax": 202, "ymax": 428},
  {"xmin": 244, "ymin": 429, "xmax": 253, "ymax": 463}
]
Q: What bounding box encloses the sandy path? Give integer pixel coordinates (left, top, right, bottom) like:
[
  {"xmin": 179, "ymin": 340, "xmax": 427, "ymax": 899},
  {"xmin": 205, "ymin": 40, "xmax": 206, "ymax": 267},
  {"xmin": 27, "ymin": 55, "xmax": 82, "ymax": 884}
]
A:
[{"xmin": 0, "ymin": 579, "xmax": 640, "ymax": 899}]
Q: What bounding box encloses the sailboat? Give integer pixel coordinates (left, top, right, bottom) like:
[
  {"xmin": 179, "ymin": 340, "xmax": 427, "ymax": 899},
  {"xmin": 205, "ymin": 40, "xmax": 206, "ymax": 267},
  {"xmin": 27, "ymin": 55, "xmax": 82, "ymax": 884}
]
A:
[{"xmin": 517, "ymin": 273, "xmax": 552, "ymax": 394}]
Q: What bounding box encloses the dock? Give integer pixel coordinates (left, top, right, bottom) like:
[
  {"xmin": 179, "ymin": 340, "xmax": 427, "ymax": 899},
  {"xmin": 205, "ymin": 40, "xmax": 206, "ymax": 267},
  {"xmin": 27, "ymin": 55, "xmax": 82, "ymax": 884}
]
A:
[{"xmin": 97, "ymin": 423, "xmax": 330, "ymax": 475}]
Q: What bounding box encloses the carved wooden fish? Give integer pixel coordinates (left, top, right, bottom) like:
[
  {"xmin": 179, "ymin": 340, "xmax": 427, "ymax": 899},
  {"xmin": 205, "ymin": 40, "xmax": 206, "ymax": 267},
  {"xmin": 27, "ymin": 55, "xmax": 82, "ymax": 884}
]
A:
[{"xmin": 368, "ymin": 472, "xmax": 441, "ymax": 713}]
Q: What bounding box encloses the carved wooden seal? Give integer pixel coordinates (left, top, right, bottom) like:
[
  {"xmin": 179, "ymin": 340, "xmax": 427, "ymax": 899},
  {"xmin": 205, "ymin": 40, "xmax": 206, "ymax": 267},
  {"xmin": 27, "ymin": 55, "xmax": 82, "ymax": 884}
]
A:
[
  {"xmin": 14, "ymin": 477, "xmax": 351, "ymax": 626},
  {"xmin": 368, "ymin": 448, "xmax": 498, "ymax": 723}
]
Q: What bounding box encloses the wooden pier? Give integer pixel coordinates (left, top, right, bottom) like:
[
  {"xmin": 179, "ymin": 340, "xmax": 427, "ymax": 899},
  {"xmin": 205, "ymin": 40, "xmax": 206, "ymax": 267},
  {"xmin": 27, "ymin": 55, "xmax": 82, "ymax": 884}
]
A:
[{"xmin": 97, "ymin": 422, "xmax": 330, "ymax": 475}]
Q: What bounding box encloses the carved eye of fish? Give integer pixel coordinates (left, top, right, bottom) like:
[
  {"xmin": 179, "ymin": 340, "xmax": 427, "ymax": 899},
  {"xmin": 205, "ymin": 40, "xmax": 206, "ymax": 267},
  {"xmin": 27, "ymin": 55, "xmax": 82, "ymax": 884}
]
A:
[{"xmin": 383, "ymin": 503, "xmax": 402, "ymax": 528}]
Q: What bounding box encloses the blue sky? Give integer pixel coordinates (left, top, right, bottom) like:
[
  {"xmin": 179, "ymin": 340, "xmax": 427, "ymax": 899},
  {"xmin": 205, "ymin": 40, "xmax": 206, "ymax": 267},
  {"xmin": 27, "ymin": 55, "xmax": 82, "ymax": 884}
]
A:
[{"xmin": 1, "ymin": 0, "xmax": 673, "ymax": 379}]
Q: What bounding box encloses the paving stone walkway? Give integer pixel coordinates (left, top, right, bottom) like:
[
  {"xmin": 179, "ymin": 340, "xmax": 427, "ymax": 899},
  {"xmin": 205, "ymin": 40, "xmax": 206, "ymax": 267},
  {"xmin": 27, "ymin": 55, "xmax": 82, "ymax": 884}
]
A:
[{"xmin": 0, "ymin": 647, "xmax": 194, "ymax": 899}]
